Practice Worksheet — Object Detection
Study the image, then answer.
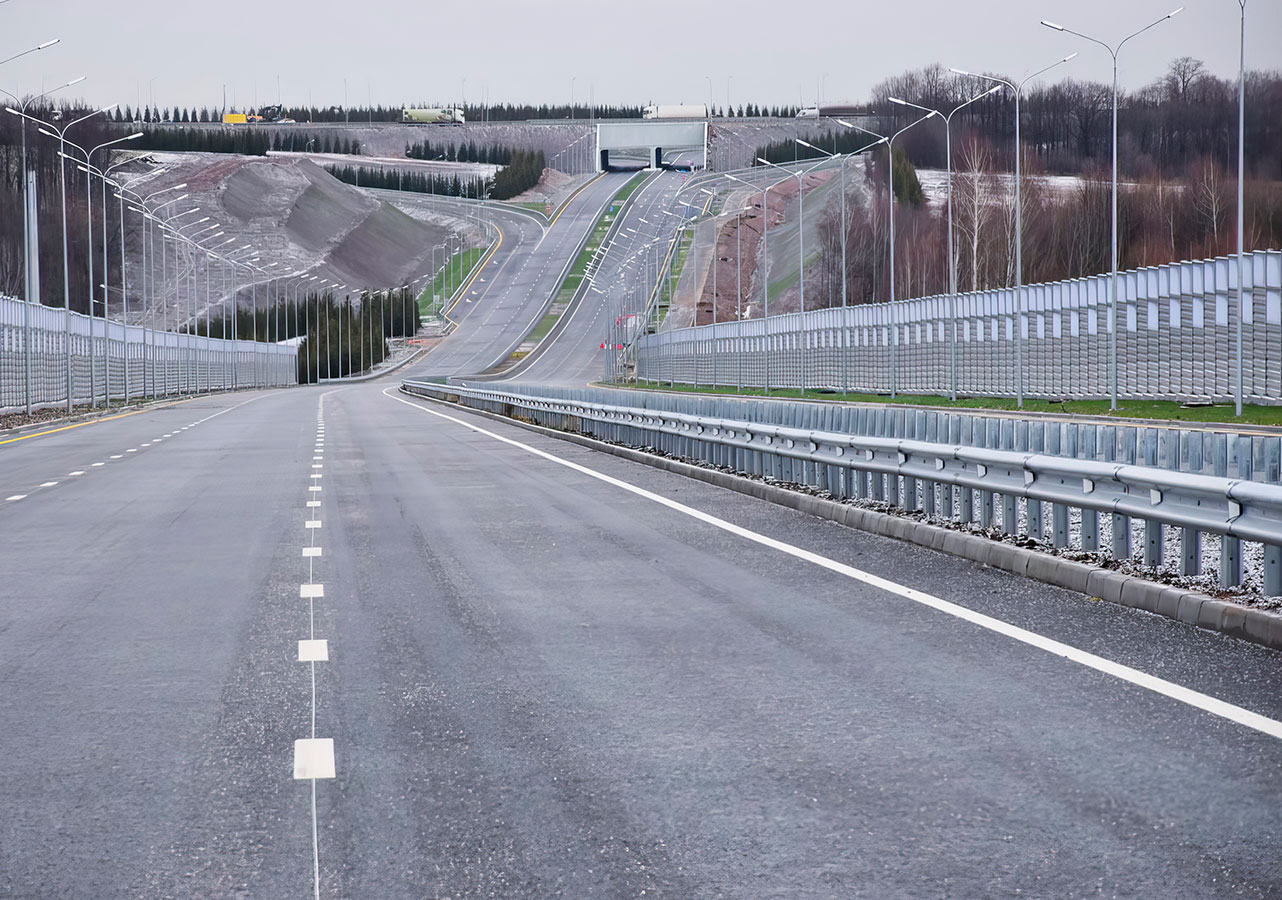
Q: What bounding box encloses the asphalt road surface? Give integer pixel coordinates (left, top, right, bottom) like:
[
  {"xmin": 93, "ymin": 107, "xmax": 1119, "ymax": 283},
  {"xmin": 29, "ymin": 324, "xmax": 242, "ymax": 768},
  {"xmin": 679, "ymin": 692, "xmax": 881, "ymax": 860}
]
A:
[
  {"xmin": 2, "ymin": 381, "xmax": 1279, "ymax": 898},
  {"xmin": 387, "ymin": 171, "xmax": 636, "ymax": 379},
  {"xmin": 508, "ymin": 168, "xmax": 690, "ymax": 387}
]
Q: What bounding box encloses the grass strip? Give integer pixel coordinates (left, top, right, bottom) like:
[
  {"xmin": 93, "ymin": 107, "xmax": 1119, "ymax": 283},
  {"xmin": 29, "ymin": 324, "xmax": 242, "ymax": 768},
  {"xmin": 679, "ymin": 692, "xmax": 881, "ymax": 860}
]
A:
[{"xmin": 418, "ymin": 247, "xmax": 487, "ymax": 317}]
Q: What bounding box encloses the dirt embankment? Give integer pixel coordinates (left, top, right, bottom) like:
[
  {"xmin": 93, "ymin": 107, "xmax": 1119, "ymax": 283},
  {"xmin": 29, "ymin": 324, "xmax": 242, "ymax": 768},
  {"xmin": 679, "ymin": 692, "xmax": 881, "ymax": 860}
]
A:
[
  {"xmin": 117, "ymin": 152, "xmax": 459, "ymax": 323},
  {"xmin": 693, "ymin": 170, "xmax": 832, "ymax": 325}
]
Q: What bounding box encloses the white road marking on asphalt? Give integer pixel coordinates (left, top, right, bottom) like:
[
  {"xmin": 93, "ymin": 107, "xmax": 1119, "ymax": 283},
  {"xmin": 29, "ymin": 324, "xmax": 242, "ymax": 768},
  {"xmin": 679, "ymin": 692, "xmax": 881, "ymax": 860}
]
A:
[
  {"xmin": 110, "ymin": 454, "xmax": 123, "ymax": 459},
  {"xmin": 310, "ymin": 473, "xmax": 322, "ymax": 479},
  {"xmin": 308, "ymin": 486, "xmax": 322, "ymax": 492},
  {"xmin": 307, "ymin": 500, "xmax": 321, "ymax": 507},
  {"xmin": 292, "ymin": 738, "xmax": 335, "ymax": 779},
  {"xmin": 68, "ymin": 471, "xmax": 84, "ymax": 476},
  {"xmin": 140, "ymin": 443, "xmax": 150, "ymax": 447},
  {"xmin": 313, "ymin": 456, "xmax": 323, "ymax": 460},
  {"xmin": 303, "ymin": 547, "xmax": 322, "ymax": 557},
  {"xmin": 298, "ymin": 639, "xmax": 329, "ymax": 662},
  {"xmin": 6, "ymin": 494, "xmax": 27, "ymax": 501},
  {"xmin": 91, "ymin": 462, "xmax": 105, "ymax": 467},
  {"xmin": 305, "ymin": 520, "xmax": 321, "ymax": 528},
  {"xmin": 40, "ymin": 482, "xmax": 58, "ymax": 487},
  {"xmin": 300, "ymin": 584, "xmax": 324, "ymax": 598},
  {"xmin": 385, "ymin": 387, "xmax": 1282, "ymax": 743},
  {"xmin": 126, "ymin": 448, "xmax": 137, "ymax": 453}
]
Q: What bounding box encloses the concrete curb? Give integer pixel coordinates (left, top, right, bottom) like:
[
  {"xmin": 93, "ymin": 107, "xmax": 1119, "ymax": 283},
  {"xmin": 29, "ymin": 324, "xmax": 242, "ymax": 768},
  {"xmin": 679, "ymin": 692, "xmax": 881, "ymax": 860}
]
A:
[{"xmin": 403, "ymin": 386, "xmax": 1282, "ymax": 653}]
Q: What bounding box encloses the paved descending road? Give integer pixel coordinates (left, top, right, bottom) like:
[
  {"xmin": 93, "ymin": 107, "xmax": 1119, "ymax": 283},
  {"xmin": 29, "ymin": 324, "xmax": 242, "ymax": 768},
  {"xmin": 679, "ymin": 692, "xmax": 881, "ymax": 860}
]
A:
[
  {"xmin": 387, "ymin": 172, "xmax": 636, "ymax": 379},
  {"xmin": 508, "ymin": 169, "xmax": 690, "ymax": 386},
  {"xmin": 1, "ymin": 382, "xmax": 1279, "ymax": 897}
]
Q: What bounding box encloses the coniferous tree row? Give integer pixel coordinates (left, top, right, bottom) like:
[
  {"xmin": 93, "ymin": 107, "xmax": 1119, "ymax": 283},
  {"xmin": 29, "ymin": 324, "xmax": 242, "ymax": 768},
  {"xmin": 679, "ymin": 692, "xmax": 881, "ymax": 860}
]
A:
[
  {"xmin": 176, "ymin": 287, "xmax": 418, "ymax": 383},
  {"xmin": 125, "ymin": 127, "xmax": 271, "ymax": 155},
  {"xmin": 488, "ymin": 151, "xmax": 546, "ymax": 200},
  {"xmin": 323, "ymin": 164, "xmax": 487, "ymax": 197},
  {"xmin": 107, "ymin": 103, "xmax": 822, "ymax": 124}
]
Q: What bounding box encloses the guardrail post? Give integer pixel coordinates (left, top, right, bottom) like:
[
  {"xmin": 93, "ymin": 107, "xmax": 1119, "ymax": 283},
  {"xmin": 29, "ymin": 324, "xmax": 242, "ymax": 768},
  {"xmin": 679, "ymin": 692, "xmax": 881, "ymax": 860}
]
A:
[
  {"xmin": 1053, "ymin": 505, "xmax": 1070, "ymax": 548},
  {"xmin": 1217, "ymin": 434, "xmax": 1243, "ymax": 587},
  {"xmin": 1143, "ymin": 518, "xmax": 1164, "ymax": 568},
  {"xmin": 1181, "ymin": 528, "xmax": 1202, "ymax": 576},
  {"xmin": 1110, "ymin": 427, "xmax": 1134, "ymax": 561},
  {"xmin": 1266, "ymin": 544, "xmax": 1282, "ymax": 598}
]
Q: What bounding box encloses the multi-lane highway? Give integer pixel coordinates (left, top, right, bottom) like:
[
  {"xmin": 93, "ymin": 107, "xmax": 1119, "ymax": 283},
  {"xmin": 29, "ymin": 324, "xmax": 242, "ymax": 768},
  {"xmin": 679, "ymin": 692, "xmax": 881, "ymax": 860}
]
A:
[
  {"xmin": 1, "ymin": 381, "xmax": 1279, "ymax": 898},
  {"xmin": 382, "ymin": 170, "xmax": 636, "ymax": 379},
  {"xmin": 505, "ymin": 168, "xmax": 687, "ymax": 386}
]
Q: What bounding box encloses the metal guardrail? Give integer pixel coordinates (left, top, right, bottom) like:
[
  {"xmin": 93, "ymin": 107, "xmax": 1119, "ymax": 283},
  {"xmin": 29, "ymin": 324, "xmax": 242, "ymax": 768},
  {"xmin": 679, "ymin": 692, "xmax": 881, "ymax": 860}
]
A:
[{"xmin": 402, "ymin": 380, "xmax": 1282, "ymax": 596}]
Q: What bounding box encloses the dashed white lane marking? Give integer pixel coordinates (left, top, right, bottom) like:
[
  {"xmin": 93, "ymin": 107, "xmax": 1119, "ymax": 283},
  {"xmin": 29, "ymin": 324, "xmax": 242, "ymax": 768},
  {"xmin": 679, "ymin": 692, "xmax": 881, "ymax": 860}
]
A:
[
  {"xmin": 305, "ymin": 520, "xmax": 322, "ymax": 528},
  {"xmin": 68, "ymin": 471, "xmax": 84, "ymax": 476},
  {"xmin": 302, "ymin": 547, "xmax": 322, "ymax": 557},
  {"xmin": 385, "ymin": 387, "xmax": 1282, "ymax": 743},
  {"xmin": 300, "ymin": 584, "xmax": 324, "ymax": 598},
  {"xmin": 40, "ymin": 482, "xmax": 58, "ymax": 487},
  {"xmin": 293, "ymin": 739, "xmax": 335, "ymax": 780},
  {"xmin": 298, "ymin": 639, "xmax": 329, "ymax": 662},
  {"xmin": 308, "ymin": 486, "xmax": 322, "ymax": 492},
  {"xmin": 309, "ymin": 474, "xmax": 323, "ymax": 479},
  {"xmin": 110, "ymin": 455, "xmax": 123, "ymax": 459},
  {"xmin": 140, "ymin": 443, "xmax": 150, "ymax": 447},
  {"xmin": 91, "ymin": 462, "xmax": 105, "ymax": 467},
  {"xmin": 6, "ymin": 494, "xmax": 27, "ymax": 501},
  {"xmin": 311, "ymin": 464, "xmax": 323, "ymax": 469},
  {"xmin": 313, "ymin": 456, "xmax": 323, "ymax": 461},
  {"xmin": 307, "ymin": 500, "xmax": 321, "ymax": 507}
]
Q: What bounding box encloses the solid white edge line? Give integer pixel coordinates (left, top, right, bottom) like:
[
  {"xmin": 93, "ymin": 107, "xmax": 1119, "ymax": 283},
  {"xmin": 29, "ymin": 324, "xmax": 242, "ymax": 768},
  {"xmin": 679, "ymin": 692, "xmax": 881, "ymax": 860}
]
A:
[{"xmin": 382, "ymin": 387, "xmax": 1282, "ymax": 742}]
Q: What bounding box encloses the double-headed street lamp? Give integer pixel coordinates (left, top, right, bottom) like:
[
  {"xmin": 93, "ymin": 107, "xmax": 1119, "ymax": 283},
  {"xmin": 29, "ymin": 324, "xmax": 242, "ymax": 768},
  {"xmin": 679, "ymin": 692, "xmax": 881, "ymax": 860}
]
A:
[
  {"xmin": 1, "ymin": 75, "xmax": 86, "ymax": 414},
  {"xmin": 755, "ymin": 156, "xmax": 829, "ymax": 392},
  {"xmin": 1042, "ymin": 8, "xmax": 1182, "ymax": 411},
  {"xmin": 56, "ymin": 131, "xmax": 142, "ymax": 405},
  {"xmin": 879, "ymin": 86, "xmax": 1001, "ymax": 401},
  {"xmin": 950, "ymin": 57, "xmax": 1076, "ymax": 406},
  {"xmin": 872, "ymin": 101, "xmax": 938, "ymax": 398},
  {"xmin": 796, "ymin": 133, "xmax": 890, "ymax": 394},
  {"xmin": 7, "ymin": 102, "xmax": 117, "ymax": 412}
]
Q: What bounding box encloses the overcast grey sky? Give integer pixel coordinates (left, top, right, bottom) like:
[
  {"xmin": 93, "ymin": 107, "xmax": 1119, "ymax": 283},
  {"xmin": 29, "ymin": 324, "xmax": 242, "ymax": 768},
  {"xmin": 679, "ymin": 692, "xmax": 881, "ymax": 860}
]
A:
[{"xmin": 4, "ymin": 0, "xmax": 1275, "ymax": 112}]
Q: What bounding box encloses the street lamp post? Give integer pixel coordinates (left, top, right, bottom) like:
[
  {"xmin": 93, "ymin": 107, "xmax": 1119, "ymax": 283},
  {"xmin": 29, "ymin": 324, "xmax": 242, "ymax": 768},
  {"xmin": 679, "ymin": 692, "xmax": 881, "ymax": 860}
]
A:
[
  {"xmin": 59, "ymin": 131, "xmax": 141, "ymax": 406},
  {"xmin": 756, "ymin": 157, "xmax": 828, "ymax": 393},
  {"xmin": 9, "ymin": 103, "xmax": 117, "ymax": 413},
  {"xmin": 725, "ymin": 172, "xmax": 789, "ymax": 394},
  {"xmin": 1042, "ymin": 8, "xmax": 1182, "ymax": 410},
  {"xmin": 799, "ymin": 132, "xmax": 890, "ymax": 394},
  {"xmin": 951, "ymin": 57, "xmax": 1076, "ymax": 406},
  {"xmin": 879, "ymin": 87, "xmax": 1001, "ymax": 400},
  {"xmin": 1235, "ymin": 0, "xmax": 1247, "ymax": 416},
  {"xmin": 881, "ymin": 101, "xmax": 940, "ymax": 398},
  {"xmin": 1, "ymin": 75, "xmax": 86, "ymax": 415}
]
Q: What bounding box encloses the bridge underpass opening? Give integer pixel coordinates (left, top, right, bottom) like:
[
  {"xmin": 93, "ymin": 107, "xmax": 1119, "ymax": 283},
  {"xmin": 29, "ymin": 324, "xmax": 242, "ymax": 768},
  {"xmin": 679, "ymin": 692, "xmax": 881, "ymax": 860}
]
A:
[{"xmin": 595, "ymin": 121, "xmax": 707, "ymax": 172}]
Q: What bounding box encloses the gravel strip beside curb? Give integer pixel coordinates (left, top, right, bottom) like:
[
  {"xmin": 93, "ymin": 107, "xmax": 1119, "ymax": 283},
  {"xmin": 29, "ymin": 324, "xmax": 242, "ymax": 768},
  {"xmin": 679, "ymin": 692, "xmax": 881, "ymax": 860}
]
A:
[{"xmin": 404, "ymin": 386, "xmax": 1282, "ymax": 653}]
